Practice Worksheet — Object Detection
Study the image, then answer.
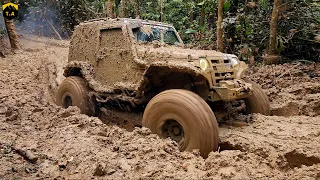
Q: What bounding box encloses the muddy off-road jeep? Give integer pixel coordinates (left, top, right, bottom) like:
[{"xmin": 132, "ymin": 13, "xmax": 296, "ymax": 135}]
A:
[{"xmin": 56, "ymin": 18, "xmax": 270, "ymax": 157}]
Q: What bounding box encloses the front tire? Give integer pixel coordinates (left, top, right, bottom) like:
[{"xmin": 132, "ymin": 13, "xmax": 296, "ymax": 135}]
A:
[
  {"xmin": 142, "ymin": 89, "xmax": 219, "ymax": 158},
  {"xmin": 56, "ymin": 76, "xmax": 93, "ymax": 115},
  {"xmin": 244, "ymin": 79, "xmax": 270, "ymax": 115}
]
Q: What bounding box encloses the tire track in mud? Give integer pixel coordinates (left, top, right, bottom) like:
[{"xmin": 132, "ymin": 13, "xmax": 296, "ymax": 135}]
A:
[
  {"xmin": 0, "ymin": 37, "xmax": 319, "ymax": 179},
  {"xmin": 219, "ymin": 115, "xmax": 320, "ymax": 169}
]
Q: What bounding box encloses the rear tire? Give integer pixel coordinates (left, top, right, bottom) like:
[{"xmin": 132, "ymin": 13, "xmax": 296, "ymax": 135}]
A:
[
  {"xmin": 56, "ymin": 76, "xmax": 93, "ymax": 115},
  {"xmin": 244, "ymin": 79, "xmax": 270, "ymax": 115},
  {"xmin": 142, "ymin": 89, "xmax": 219, "ymax": 158}
]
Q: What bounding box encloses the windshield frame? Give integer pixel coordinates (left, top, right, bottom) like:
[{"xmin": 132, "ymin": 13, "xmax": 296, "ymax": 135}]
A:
[{"xmin": 132, "ymin": 22, "xmax": 184, "ymax": 46}]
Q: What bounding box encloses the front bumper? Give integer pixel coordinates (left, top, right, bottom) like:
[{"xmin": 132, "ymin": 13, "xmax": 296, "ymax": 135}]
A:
[{"xmin": 209, "ymin": 79, "xmax": 253, "ymax": 101}]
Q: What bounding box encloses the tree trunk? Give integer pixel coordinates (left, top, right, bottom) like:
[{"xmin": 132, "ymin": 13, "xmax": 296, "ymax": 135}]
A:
[
  {"xmin": 159, "ymin": 0, "xmax": 163, "ymax": 22},
  {"xmin": 217, "ymin": 0, "xmax": 224, "ymax": 52},
  {"xmin": 189, "ymin": 11, "xmax": 194, "ymax": 23},
  {"xmin": 199, "ymin": 8, "xmax": 205, "ymax": 27},
  {"xmin": 0, "ymin": 34, "xmax": 5, "ymax": 57},
  {"xmin": 208, "ymin": 14, "xmax": 214, "ymax": 29},
  {"xmin": 268, "ymin": 0, "xmax": 280, "ymax": 55},
  {"xmin": 112, "ymin": 0, "xmax": 116, "ymax": 18},
  {"xmin": 189, "ymin": 0, "xmax": 194, "ymax": 23},
  {"xmin": 106, "ymin": 0, "xmax": 116, "ymax": 18},
  {"xmin": 134, "ymin": 0, "xmax": 139, "ymax": 18},
  {"xmin": 1, "ymin": 0, "xmax": 20, "ymax": 51},
  {"xmin": 265, "ymin": 0, "xmax": 281, "ymax": 64},
  {"xmin": 120, "ymin": 0, "xmax": 128, "ymax": 18},
  {"xmin": 106, "ymin": 0, "xmax": 112, "ymax": 18}
]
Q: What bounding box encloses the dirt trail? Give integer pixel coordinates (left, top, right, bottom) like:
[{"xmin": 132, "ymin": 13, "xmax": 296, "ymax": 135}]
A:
[{"xmin": 0, "ymin": 36, "xmax": 319, "ymax": 179}]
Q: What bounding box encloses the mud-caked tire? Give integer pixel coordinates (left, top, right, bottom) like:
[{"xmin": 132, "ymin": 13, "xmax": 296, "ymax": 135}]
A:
[
  {"xmin": 142, "ymin": 89, "xmax": 219, "ymax": 158},
  {"xmin": 56, "ymin": 76, "xmax": 94, "ymax": 115},
  {"xmin": 244, "ymin": 79, "xmax": 270, "ymax": 115}
]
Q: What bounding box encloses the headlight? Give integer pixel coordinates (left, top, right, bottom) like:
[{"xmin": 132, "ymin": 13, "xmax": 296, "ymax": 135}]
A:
[
  {"xmin": 235, "ymin": 61, "xmax": 248, "ymax": 79},
  {"xmin": 230, "ymin": 57, "xmax": 239, "ymax": 67},
  {"xmin": 199, "ymin": 58, "xmax": 209, "ymax": 71}
]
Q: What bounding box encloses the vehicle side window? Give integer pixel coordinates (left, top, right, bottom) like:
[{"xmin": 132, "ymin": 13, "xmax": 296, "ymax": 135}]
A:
[
  {"xmin": 164, "ymin": 30, "xmax": 179, "ymax": 44},
  {"xmin": 100, "ymin": 28, "xmax": 129, "ymax": 49},
  {"xmin": 151, "ymin": 28, "xmax": 161, "ymax": 41},
  {"xmin": 133, "ymin": 26, "xmax": 181, "ymax": 45},
  {"xmin": 133, "ymin": 28, "xmax": 150, "ymax": 42},
  {"xmin": 133, "ymin": 27, "xmax": 161, "ymax": 42}
]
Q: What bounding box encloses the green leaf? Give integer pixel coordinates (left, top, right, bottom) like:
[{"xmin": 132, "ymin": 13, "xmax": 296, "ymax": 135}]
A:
[
  {"xmin": 185, "ymin": 29, "xmax": 197, "ymax": 34},
  {"xmin": 223, "ymin": 1, "xmax": 231, "ymax": 11},
  {"xmin": 200, "ymin": 26, "xmax": 206, "ymax": 33},
  {"xmin": 260, "ymin": 0, "xmax": 268, "ymax": 10},
  {"xmin": 197, "ymin": 1, "xmax": 205, "ymax": 6}
]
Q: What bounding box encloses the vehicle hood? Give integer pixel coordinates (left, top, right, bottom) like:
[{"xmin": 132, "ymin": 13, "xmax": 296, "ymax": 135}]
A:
[{"xmin": 136, "ymin": 44, "xmax": 225, "ymax": 61}]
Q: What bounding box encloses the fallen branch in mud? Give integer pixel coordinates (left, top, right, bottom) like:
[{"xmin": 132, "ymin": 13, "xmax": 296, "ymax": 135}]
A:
[
  {"xmin": 294, "ymin": 59, "xmax": 315, "ymax": 64},
  {"xmin": 12, "ymin": 146, "xmax": 38, "ymax": 164},
  {"xmin": 47, "ymin": 20, "xmax": 62, "ymax": 40},
  {"xmin": 277, "ymin": 62, "xmax": 301, "ymax": 79}
]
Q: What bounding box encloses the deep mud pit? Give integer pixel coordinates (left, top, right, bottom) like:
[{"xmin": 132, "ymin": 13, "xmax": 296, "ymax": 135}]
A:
[{"xmin": 0, "ymin": 36, "xmax": 319, "ymax": 179}]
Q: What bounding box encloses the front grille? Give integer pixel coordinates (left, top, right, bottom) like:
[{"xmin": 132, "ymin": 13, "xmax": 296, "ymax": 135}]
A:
[
  {"xmin": 212, "ymin": 66, "xmax": 217, "ymax": 70},
  {"xmin": 211, "ymin": 59, "xmax": 231, "ymax": 64},
  {"xmin": 210, "ymin": 58, "xmax": 234, "ymax": 84},
  {"xmin": 215, "ymin": 72, "xmax": 234, "ymax": 77},
  {"xmin": 211, "ymin": 60, "xmax": 219, "ymax": 64},
  {"xmin": 214, "ymin": 71, "xmax": 234, "ymax": 84}
]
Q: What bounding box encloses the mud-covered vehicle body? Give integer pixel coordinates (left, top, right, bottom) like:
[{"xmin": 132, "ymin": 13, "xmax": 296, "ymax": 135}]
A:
[{"xmin": 57, "ymin": 18, "xmax": 270, "ymax": 157}]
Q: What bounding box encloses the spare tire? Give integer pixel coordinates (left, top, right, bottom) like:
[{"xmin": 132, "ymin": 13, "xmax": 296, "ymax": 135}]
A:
[
  {"xmin": 142, "ymin": 89, "xmax": 219, "ymax": 158},
  {"xmin": 56, "ymin": 76, "xmax": 93, "ymax": 115},
  {"xmin": 244, "ymin": 79, "xmax": 270, "ymax": 115}
]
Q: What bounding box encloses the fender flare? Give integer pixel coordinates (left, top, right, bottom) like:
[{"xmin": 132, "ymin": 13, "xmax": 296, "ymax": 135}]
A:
[
  {"xmin": 63, "ymin": 61, "xmax": 115, "ymax": 93},
  {"xmin": 135, "ymin": 62, "xmax": 211, "ymax": 100}
]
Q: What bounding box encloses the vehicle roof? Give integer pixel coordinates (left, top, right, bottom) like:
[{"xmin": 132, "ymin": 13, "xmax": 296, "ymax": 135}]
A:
[{"xmin": 81, "ymin": 18, "xmax": 174, "ymax": 28}]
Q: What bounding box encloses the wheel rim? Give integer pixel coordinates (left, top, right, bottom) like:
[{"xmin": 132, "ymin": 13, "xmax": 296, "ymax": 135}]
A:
[
  {"xmin": 63, "ymin": 95, "xmax": 72, "ymax": 108},
  {"xmin": 161, "ymin": 119, "xmax": 185, "ymax": 146}
]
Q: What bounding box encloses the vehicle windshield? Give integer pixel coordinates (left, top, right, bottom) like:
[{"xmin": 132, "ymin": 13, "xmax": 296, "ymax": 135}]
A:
[{"xmin": 133, "ymin": 24, "xmax": 181, "ymax": 45}]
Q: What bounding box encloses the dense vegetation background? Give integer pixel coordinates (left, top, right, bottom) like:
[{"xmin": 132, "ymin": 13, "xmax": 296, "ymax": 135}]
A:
[{"xmin": 1, "ymin": 0, "xmax": 320, "ymax": 62}]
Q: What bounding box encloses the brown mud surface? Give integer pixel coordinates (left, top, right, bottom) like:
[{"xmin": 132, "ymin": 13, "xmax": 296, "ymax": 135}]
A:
[
  {"xmin": 0, "ymin": 36, "xmax": 319, "ymax": 179},
  {"xmin": 248, "ymin": 63, "xmax": 320, "ymax": 117}
]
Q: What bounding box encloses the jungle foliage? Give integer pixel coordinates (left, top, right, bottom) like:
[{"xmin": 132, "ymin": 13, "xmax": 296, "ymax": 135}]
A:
[{"xmin": 3, "ymin": 0, "xmax": 320, "ymax": 61}]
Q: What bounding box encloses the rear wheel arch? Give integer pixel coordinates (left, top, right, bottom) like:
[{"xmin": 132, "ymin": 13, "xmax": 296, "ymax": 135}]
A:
[
  {"xmin": 63, "ymin": 67, "xmax": 83, "ymax": 78},
  {"xmin": 63, "ymin": 61, "xmax": 95, "ymax": 79}
]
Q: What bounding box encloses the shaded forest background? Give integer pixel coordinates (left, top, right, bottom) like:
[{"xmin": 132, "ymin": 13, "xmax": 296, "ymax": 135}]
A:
[{"xmin": 1, "ymin": 0, "xmax": 320, "ymax": 62}]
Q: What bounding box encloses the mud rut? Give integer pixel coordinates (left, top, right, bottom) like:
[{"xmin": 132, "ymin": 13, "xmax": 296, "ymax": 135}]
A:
[{"xmin": 0, "ymin": 36, "xmax": 319, "ymax": 179}]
